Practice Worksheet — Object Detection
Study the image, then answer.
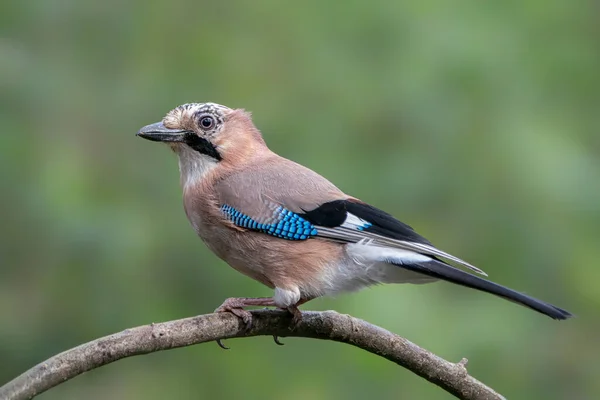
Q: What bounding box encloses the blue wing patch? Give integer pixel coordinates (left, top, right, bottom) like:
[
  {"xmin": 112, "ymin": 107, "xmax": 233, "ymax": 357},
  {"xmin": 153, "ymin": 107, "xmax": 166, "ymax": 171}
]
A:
[{"xmin": 221, "ymin": 204, "xmax": 318, "ymax": 240}]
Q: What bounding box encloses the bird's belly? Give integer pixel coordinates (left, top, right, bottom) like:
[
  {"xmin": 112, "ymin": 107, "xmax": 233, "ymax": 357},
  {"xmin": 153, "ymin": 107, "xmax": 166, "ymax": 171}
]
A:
[
  {"xmin": 194, "ymin": 223, "xmax": 347, "ymax": 295},
  {"xmin": 196, "ymin": 227, "xmax": 277, "ymax": 288}
]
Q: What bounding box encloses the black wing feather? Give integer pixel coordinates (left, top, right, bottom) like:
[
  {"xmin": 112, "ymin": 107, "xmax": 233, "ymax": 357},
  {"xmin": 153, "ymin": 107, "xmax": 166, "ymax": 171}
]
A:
[{"xmin": 300, "ymin": 199, "xmax": 432, "ymax": 245}]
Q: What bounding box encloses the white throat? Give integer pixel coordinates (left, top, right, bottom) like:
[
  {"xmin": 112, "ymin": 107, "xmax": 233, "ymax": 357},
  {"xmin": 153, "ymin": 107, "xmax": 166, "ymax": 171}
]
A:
[{"xmin": 176, "ymin": 145, "xmax": 218, "ymax": 188}]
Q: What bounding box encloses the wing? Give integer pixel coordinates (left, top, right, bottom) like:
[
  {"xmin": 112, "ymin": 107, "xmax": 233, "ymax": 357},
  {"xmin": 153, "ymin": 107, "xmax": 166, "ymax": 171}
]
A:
[
  {"xmin": 215, "ymin": 157, "xmax": 483, "ymax": 274},
  {"xmin": 299, "ymin": 199, "xmax": 487, "ymax": 275}
]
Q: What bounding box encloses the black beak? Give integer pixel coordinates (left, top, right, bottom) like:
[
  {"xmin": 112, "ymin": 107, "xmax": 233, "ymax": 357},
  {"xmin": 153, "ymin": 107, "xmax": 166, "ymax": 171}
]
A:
[{"xmin": 136, "ymin": 122, "xmax": 189, "ymax": 143}]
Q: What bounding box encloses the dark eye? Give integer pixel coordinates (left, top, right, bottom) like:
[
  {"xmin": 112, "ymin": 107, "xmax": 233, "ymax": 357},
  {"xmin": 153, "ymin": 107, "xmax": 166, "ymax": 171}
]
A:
[{"xmin": 199, "ymin": 116, "xmax": 215, "ymax": 130}]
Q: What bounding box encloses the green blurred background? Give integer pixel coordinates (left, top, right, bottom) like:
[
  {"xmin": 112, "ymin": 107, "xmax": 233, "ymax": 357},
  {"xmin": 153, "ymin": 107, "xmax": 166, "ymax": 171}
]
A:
[{"xmin": 1, "ymin": 1, "xmax": 599, "ymax": 399}]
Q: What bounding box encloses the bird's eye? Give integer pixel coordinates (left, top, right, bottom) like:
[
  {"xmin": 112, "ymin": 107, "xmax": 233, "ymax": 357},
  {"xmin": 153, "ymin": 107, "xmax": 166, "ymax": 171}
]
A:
[{"xmin": 199, "ymin": 116, "xmax": 215, "ymax": 130}]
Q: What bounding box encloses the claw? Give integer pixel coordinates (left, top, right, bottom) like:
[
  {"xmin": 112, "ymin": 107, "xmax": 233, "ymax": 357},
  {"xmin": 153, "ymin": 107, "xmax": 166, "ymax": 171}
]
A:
[
  {"xmin": 273, "ymin": 335, "xmax": 285, "ymax": 346},
  {"xmin": 216, "ymin": 339, "xmax": 230, "ymax": 350}
]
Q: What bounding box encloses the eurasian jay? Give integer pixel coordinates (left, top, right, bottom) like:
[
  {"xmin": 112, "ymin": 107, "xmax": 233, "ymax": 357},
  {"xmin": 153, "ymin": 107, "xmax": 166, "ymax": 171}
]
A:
[{"xmin": 137, "ymin": 102, "xmax": 572, "ymax": 326}]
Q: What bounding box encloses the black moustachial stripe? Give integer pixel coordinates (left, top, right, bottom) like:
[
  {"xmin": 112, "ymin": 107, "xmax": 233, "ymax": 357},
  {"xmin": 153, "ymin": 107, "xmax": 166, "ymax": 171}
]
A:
[
  {"xmin": 185, "ymin": 133, "xmax": 222, "ymax": 161},
  {"xmin": 300, "ymin": 199, "xmax": 432, "ymax": 245}
]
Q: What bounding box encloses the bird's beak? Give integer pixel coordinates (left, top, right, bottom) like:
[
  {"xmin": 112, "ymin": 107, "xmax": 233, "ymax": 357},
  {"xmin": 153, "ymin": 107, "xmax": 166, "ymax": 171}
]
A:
[{"xmin": 136, "ymin": 122, "xmax": 188, "ymax": 143}]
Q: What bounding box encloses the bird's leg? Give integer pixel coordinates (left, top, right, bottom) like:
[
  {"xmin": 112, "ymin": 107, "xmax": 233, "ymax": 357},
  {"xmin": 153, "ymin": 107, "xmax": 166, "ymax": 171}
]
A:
[{"xmin": 215, "ymin": 297, "xmax": 312, "ymax": 348}]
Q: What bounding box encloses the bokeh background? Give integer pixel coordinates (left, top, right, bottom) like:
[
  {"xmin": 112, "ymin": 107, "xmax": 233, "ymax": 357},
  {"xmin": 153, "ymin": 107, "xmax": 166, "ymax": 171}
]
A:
[{"xmin": 1, "ymin": 1, "xmax": 599, "ymax": 399}]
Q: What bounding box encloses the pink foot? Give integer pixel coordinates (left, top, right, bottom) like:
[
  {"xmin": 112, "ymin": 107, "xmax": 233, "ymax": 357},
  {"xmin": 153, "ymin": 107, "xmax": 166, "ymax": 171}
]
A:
[{"xmin": 214, "ymin": 297, "xmax": 276, "ymax": 330}]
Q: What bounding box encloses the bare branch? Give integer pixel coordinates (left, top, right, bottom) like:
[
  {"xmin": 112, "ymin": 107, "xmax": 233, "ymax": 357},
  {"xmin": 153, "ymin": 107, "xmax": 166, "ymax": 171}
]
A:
[{"xmin": 0, "ymin": 310, "xmax": 505, "ymax": 400}]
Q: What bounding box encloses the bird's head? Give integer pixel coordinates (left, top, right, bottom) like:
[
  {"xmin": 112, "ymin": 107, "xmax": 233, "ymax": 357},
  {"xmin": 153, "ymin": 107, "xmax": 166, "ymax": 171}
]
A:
[{"xmin": 137, "ymin": 102, "xmax": 267, "ymax": 185}]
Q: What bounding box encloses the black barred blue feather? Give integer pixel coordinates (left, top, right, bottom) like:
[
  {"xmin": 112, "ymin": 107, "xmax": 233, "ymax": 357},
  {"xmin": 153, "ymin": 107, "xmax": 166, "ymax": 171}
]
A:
[{"xmin": 221, "ymin": 204, "xmax": 318, "ymax": 240}]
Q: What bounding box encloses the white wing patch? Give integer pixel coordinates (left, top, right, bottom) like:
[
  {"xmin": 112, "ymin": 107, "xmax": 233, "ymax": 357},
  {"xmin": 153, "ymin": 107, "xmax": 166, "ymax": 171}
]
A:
[
  {"xmin": 347, "ymin": 242, "xmax": 432, "ymax": 265},
  {"xmin": 342, "ymin": 212, "xmax": 372, "ymax": 231}
]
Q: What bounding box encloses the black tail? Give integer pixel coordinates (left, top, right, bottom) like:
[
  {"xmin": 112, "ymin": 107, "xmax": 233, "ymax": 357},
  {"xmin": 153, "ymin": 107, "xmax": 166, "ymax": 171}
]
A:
[{"xmin": 399, "ymin": 260, "xmax": 572, "ymax": 320}]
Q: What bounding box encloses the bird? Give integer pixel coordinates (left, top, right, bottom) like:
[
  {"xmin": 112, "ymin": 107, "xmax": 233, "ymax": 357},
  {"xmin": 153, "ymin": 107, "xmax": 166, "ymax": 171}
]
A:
[{"xmin": 136, "ymin": 102, "xmax": 572, "ymax": 327}]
